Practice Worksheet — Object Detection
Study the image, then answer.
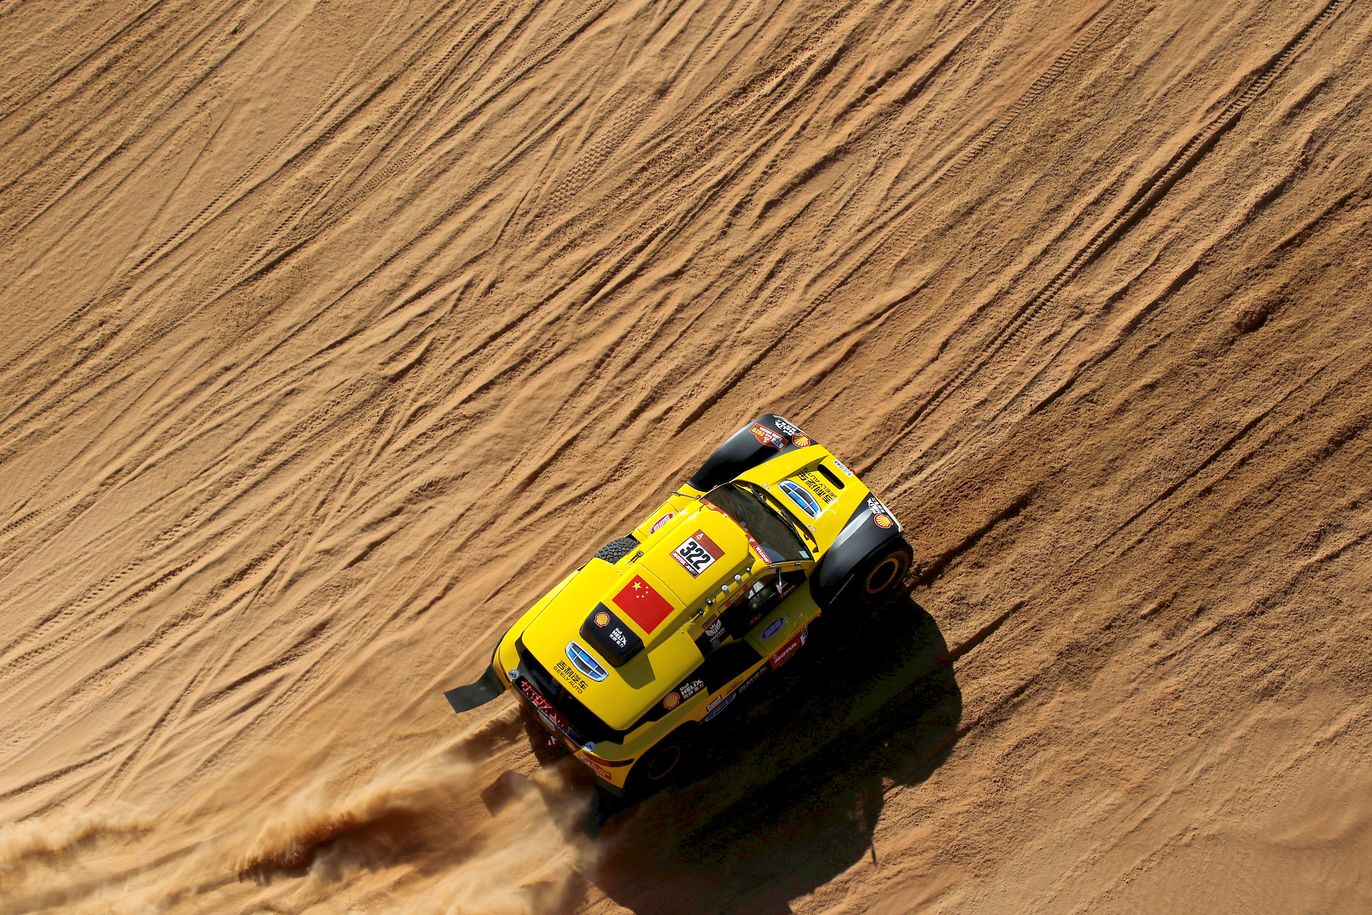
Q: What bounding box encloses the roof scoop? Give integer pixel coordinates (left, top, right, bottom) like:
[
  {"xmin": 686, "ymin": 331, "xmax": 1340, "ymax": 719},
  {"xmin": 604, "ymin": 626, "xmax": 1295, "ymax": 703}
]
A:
[{"xmin": 580, "ymin": 603, "xmax": 644, "ymax": 667}]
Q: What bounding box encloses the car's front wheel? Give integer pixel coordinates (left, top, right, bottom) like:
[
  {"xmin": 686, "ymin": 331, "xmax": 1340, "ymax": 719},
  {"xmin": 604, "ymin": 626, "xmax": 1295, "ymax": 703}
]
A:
[{"xmin": 859, "ymin": 539, "xmax": 912, "ymax": 599}]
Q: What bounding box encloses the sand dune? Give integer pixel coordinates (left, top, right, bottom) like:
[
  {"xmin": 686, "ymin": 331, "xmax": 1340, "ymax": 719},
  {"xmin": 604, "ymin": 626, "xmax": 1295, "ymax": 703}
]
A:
[{"xmin": 2, "ymin": 0, "xmax": 1370, "ymax": 911}]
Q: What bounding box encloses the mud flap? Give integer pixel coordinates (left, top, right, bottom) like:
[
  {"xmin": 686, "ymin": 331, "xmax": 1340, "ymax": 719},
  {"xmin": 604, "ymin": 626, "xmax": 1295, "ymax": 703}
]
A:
[{"xmin": 443, "ymin": 664, "xmax": 505, "ymax": 713}]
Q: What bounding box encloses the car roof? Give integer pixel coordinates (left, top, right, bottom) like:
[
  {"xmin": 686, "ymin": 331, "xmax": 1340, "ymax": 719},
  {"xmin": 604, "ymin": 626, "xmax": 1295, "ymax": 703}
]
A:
[{"xmin": 520, "ymin": 503, "xmax": 756, "ymax": 731}]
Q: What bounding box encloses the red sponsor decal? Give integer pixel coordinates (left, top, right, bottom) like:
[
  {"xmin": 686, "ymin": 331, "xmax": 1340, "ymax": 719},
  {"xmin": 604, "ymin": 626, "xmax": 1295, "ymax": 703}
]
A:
[
  {"xmin": 649, "ymin": 512, "xmax": 675, "ymax": 533},
  {"xmin": 742, "ymin": 528, "xmax": 774, "ymax": 563},
  {"xmin": 769, "ymin": 628, "xmax": 808, "ymax": 670},
  {"xmin": 750, "ymin": 423, "xmax": 786, "ymax": 449},
  {"xmin": 519, "ymin": 679, "xmax": 573, "ymax": 734},
  {"xmin": 611, "ymin": 574, "xmax": 675, "ymax": 633},
  {"xmin": 580, "ymin": 755, "xmax": 612, "ymax": 779}
]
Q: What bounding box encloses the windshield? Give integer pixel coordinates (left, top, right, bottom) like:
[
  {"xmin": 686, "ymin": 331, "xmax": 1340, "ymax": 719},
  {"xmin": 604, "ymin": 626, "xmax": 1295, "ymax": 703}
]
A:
[{"xmin": 704, "ymin": 482, "xmax": 810, "ymax": 563}]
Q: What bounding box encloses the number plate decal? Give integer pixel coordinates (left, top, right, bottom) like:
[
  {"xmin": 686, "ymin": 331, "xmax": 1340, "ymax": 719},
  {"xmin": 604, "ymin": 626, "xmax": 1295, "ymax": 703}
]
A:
[{"xmin": 671, "ymin": 530, "xmax": 725, "ymax": 577}]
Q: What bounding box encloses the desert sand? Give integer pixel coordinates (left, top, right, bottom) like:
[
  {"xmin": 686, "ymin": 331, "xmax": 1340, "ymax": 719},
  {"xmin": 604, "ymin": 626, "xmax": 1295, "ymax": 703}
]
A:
[{"xmin": 2, "ymin": 0, "xmax": 1370, "ymax": 911}]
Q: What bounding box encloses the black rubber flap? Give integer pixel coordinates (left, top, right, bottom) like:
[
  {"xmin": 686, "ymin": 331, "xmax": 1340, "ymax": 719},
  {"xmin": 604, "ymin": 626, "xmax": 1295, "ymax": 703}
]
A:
[{"xmin": 443, "ymin": 664, "xmax": 505, "ymax": 712}]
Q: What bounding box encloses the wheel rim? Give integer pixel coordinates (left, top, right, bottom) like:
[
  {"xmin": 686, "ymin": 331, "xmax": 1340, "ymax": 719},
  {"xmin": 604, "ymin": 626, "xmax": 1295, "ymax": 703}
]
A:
[
  {"xmin": 865, "ymin": 555, "xmax": 903, "ymax": 594},
  {"xmin": 646, "ymin": 744, "xmax": 682, "ymax": 781}
]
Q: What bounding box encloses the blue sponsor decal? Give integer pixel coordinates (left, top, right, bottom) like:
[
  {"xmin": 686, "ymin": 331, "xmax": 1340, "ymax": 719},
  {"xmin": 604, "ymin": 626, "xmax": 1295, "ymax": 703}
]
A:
[
  {"xmin": 762, "ymin": 617, "xmax": 785, "ymax": 640},
  {"xmin": 779, "ymin": 480, "xmax": 821, "ymax": 518},
  {"xmin": 565, "ymin": 641, "xmax": 608, "ymax": 682},
  {"xmin": 703, "ymin": 693, "xmax": 736, "ymax": 722}
]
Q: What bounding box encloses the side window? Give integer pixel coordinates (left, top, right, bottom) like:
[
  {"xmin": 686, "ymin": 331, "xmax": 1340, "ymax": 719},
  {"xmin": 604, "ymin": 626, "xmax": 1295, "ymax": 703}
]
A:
[{"xmin": 720, "ymin": 569, "xmax": 802, "ymax": 637}]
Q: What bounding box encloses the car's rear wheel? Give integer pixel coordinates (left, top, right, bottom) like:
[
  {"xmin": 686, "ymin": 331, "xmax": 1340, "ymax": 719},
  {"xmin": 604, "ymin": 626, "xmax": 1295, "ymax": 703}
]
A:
[
  {"xmin": 594, "ymin": 535, "xmax": 639, "ymax": 564},
  {"xmin": 625, "ymin": 730, "xmax": 693, "ymax": 799}
]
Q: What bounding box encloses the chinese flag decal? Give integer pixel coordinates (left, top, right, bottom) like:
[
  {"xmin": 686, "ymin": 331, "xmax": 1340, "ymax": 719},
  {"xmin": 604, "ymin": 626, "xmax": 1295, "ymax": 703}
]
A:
[{"xmin": 611, "ymin": 575, "xmax": 675, "ymax": 634}]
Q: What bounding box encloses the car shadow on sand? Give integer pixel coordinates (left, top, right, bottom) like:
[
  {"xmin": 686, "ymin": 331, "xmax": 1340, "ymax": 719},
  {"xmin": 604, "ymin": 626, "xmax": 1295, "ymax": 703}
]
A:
[{"xmin": 581, "ymin": 592, "xmax": 962, "ymax": 914}]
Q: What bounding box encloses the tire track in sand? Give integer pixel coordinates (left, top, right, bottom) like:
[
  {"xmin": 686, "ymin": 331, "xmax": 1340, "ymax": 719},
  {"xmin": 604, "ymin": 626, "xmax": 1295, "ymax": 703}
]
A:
[{"xmin": 876, "ymin": 0, "xmax": 1353, "ymax": 457}]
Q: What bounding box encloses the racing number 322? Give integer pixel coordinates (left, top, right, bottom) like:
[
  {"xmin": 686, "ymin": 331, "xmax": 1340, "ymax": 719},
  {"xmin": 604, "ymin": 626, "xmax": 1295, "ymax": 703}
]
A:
[{"xmin": 672, "ymin": 533, "xmax": 720, "ymax": 577}]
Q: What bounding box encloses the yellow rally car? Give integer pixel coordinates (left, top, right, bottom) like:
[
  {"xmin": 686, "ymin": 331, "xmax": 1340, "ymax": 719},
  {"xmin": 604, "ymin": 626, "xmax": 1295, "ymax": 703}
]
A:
[{"xmin": 444, "ymin": 414, "xmax": 912, "ymax": 798}]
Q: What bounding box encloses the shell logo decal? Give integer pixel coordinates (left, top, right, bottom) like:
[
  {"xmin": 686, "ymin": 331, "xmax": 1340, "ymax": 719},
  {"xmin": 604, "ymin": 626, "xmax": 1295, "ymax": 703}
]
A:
[
  {"xmin": 593, "ymin": 610, "xmax": 611, "ymax": 628},
  {"xmin": 873, "ymin": 513, "xmax": 894, "ymax": 529},
  {"xmin": 792, "ymin": 434, "xmax": 812, "ymax": 447},
  {"xmin": 662, "ymin": 691, "xmax": 681, "ymax": 710}
]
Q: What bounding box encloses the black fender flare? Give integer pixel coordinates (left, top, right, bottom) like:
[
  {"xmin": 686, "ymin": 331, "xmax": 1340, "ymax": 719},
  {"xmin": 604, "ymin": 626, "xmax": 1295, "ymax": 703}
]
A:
[
  {"xmin": 687, "ymin": 414, "xmax": 815, "ymax": 492},
  {"xmin": 811, "ymin": 495, "xmax": 911, "ymax": 607}
]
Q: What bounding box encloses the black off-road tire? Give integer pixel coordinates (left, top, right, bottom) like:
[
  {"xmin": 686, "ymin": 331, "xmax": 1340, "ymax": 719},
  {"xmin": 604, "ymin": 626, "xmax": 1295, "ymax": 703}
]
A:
[
  {"xmin": 594, "ymin": 535, "xmax": 639, "ymax": 564},
  {"xmin": 624, "ymin": 730, "xmax": 694, "ymax": 800},
  {"xmin": 816, "ymin": 538, "xmax": 913, "ymax": 614},
  {"xmin": 858, "ymin": 539, "xmax": 912, "ymax": 599}
]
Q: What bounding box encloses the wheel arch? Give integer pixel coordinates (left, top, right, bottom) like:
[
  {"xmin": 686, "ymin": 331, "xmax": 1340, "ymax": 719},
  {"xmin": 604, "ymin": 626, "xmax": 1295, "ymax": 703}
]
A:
[
  {"xmin": 623, "ymin": 720, "xmax": 701, "ymax": 798},
  {"xmin": 686, "ymin": 414, "xmax": 814, "ymax": 492},
  {"xmin": 812, "ymin": 501, "xmax": 911, "ymax": 607}
]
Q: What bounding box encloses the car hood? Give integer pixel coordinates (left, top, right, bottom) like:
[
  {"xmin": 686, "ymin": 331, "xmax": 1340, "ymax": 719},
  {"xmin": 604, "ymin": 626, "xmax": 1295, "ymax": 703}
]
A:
[{"xmin": 737, "ymin": 448, "xmax": 876, "ymax": 550}]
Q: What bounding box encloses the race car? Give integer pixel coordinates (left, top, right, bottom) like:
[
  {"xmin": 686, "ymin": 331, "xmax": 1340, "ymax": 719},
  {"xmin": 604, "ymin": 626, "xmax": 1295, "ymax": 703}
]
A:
[{"xmin": 443, "ymin": 414, "xmax": 912, "ymax": 798}]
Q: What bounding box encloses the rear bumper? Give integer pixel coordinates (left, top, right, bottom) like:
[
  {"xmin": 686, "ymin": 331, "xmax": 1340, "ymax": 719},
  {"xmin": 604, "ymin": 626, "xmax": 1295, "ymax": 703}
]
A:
[{"xmin": 497, "ymin": 630, "xmax": 636, "ymax": 790}]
